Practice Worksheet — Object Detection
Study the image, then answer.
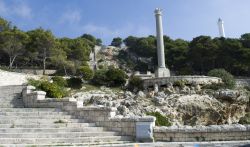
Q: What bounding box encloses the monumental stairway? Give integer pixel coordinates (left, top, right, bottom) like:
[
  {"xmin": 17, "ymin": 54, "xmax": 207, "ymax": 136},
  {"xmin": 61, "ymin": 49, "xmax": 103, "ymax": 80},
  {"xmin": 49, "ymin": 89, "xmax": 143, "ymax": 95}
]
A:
[{"xmin": 0, "ymin": 85, "xmax": 133, "ymax": 146}]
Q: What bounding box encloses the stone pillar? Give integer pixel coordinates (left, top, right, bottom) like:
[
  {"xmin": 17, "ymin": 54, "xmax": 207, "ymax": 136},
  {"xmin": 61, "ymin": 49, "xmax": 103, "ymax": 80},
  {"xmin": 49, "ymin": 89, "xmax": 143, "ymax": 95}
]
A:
[
  {"xmin": 154, "ymin": 8, "xmax": 170, "ymax": 78},
  {"xmin": 136, "ymin": 116, "xmax": 156, "ymax": 142}
]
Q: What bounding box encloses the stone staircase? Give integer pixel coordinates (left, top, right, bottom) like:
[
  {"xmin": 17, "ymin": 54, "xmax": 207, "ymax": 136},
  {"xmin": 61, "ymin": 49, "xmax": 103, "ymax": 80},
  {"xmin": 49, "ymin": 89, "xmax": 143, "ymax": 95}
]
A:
[{"xmin": 0, "ymin": 86, "xmax": 133, "ymax": 146}]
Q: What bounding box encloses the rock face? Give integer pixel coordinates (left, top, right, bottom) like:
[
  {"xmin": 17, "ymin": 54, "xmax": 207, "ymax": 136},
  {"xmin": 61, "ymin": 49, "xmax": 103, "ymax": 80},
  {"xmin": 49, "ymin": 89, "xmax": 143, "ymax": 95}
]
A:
[{"xmin": 73, "ymin": 85, "xmax": 249, "ymax": 126}]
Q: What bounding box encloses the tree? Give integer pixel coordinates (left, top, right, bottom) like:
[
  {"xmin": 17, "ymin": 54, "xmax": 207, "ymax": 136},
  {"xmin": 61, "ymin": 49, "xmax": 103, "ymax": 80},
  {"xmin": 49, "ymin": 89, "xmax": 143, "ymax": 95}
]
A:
[
  {"xmin": 0, "ymin": 27, "xmax": 28, "ymax": 68},
  {"xmin": 96, "ymin": 38, "xmax": 102, "ymax": 46},
  {"xmin": 50, "ymin": 40, "xmax": 71, "ymax": 75},
  {"xmin": 111, "ymin": 37, "xmax": 123, "ymax": 47},
  {"xmin": 27, "ymin": 28, "xmax": 55, "ymax": 75},
  {"xmin": 124, "ymin": 36, "xmax": 138, "ymax": 47},
  {"xmin": 188, "ymin": 36, "xmax": 218, "ymax": 74},
  {"xmin": 0, "ymin": 17, "xmax": 11, "ymax": 32},
  {"xmin": 166, "ymin": 39, "xmax": 189, "ymax": 74},
  {"xmin": 81, "ymin": 34, "xmax": 96, "ymax": 46},
  {"xmin": 241, "ymin": 33, "xmax": 250, "ymax": 48}
]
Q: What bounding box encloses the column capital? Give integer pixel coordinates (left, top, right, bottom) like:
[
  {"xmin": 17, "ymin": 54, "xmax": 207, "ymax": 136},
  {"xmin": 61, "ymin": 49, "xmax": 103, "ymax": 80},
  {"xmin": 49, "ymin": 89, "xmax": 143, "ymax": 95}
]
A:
[{"xmin": 154, "ymin": 8, "xmax": 162, "ymax": 15}]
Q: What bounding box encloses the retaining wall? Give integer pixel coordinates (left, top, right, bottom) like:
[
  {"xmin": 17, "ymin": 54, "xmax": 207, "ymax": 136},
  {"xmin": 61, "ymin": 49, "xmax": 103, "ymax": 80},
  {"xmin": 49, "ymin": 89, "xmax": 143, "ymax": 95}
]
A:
[{"xmin": 154, "ymin": 125, "xmax": 250, "ymax": 142}]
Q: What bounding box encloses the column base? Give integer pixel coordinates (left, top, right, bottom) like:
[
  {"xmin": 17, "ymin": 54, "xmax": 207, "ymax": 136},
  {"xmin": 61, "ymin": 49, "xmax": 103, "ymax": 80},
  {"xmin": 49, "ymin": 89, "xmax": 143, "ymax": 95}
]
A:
[{"xmin": 155, "ymin": 67, "xmax": 170, "ymax": 77}]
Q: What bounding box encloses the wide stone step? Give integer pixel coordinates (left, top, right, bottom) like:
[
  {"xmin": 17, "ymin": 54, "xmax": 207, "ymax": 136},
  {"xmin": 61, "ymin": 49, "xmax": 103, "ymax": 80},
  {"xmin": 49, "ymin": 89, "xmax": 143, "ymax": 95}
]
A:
[
  {"xmin": 0, "ymin": 127, "xmax": 106, "ymax": 133},
  {"xmin": 0, "ymin": 136, "xmax": 132, "ymax": 144},
  {"xmin": 0, "ymin": 105, "xmax": 24, "ymax": 108},
  {"xmin": 0, "ymin": 115, "xmax": 77, "ymax": 119},
  {"xmin": 0, "ymin": 108, "xmax": 61, "ymax": 112},
  {"xmin": 0, "ymin": 141, "xmax": 133, "ymax": 147},
  {"xmin": 0, "ymin": 118, "xmax": 87, "ymax": 124},
  {"xmin": 0, "ymin": 123, "xmax": 96, "ymax": 128},
  {"xmin": 0, "ymin": 132, "xmax": 120, "ymax": 138},
  {"xmin": 0, "ymin": 112, "xmax": 69, "ymax": 116}
]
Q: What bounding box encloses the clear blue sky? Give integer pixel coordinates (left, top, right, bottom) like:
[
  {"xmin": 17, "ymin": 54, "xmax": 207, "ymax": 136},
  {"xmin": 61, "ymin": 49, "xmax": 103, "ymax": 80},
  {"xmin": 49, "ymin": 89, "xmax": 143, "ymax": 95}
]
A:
[{"xmin": 0, "ymin": 0, "xmax": 250, "ymax": 45}]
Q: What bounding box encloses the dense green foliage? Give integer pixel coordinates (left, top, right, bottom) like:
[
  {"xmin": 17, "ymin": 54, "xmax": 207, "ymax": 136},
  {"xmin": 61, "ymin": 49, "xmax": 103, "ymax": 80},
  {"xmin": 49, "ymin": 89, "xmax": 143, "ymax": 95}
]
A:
[
  {"xmin": 92, "ymin": 69, "xmax": 108, "ymax": 86},
  {"xmin": 146, "ymin": 112, "xmax": 172, "ymax": 126},
  {"xmin": 40, "ymin": 81, "xmax": 66, "ymax": 98},
  {"xmin": 92, "ymin": 68, "xmax": 127, "ymax": 87},
  {"xmin": 76, "ymin": 66, "xmax": 94, "ymax": 81},
  {"xmin": 0, "ymin": 17, "xmax": 100, "ymax": 76},
  {"xmin": 207, "ymin": 69, "xmax": 235, "ymax": 89},
  {"xmin": 123, "ymin": 35, "xmax": 250, "ymax": 76},
  {"xmin": 27, "ymin": 78, "xmax": 67, "ymax": 98},
  {"xmin": 111, "ymin": 37, "xmax": 123, "ymax": 47},
  {"xmin": 51, "ymin": 76, "xmax": 67, "ymax": 87},
  {"xmin": 128, "ymin": 76, "xmax": 143, "ymax": 91},
  {"xmin": 67, "ymin": 77, "xmax": 83, "ymax": 89}
]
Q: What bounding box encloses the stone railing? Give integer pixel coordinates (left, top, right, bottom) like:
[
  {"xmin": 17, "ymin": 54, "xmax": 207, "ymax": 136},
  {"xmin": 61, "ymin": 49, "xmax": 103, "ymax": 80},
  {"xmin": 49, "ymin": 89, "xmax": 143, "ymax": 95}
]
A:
[
  {"xmin": 22, "ymin": 86, "xmax": 155, "ymax": 142},
  {"xmin": 143, "ymin": 76, "xmax": 222, "ymax": 89},
  {"xmin": 154, "ymin": 124, "xmax": 250, "ymax": 142},
  {"xmin": 236, "ymin": 78, "xmax": 250, "ymax": 87}
]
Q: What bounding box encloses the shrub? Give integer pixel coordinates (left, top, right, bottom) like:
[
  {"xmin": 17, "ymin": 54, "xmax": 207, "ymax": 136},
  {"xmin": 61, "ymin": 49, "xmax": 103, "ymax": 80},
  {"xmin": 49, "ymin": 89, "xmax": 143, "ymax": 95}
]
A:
[
  {"xmin": 208, "ymin": 68, "xmax": 235, "ymax": 89},
  {"xmin": 51, "ymin": 76, "xmax": 67, "ymax": 87},
  {"xmin": 27, "ymin": 78, "xmax": 42, "ymax": 88},
  {"xmin": 27, "ymin": 78, "xmax": 67, "ymax": 98},
  {"xmin": 92, "ymin": 69, "xmax": 108, "ymax": 86},
  {"xmin": 239, "ymin": 113, "xmax": 250, "ymax": 124},
  {"xmin": 173, "ymin": 80, "xmax": 188, "ymax": 88},
  {"xmin": 92, "ymin": 68, "xmax": 127, "ymax": 87},
  {"xmin": 67, "ymin": 77, "xmax": 83, "ymax": 89},
  {"xmin": 128, "ymin": 76, "xmax": 143, "ymax": 91},
  {"xmin": 106, "ymin": 67, "xmax": 127, "ymax": 87},
  {"xmin": 202, "ymin": 83, "xmax": 224, "ymax": 90},
  {"xmin": 77, "ymin": 66, "xmax": 94, "ymax": 81},
  {"xmin": 146, "ymin": 112, "xmax": 172, "ymax": 126},
  {"xmin": 40, "ymin": 81, "xmax": 66, "ymax": 98}
]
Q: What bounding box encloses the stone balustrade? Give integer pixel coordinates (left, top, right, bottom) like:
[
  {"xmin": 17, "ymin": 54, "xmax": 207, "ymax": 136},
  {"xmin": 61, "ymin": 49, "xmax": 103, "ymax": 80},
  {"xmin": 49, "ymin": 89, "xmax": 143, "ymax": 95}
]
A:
[
  {"xmin": 143, "ymin": 76, "xmax": 222, "ymax": 89},
  {"xmin": 154, "ymin": 124, "xmax": 250, "ymax": 142},
  {"xmin": 21, "ymin": 86, "xmax": 155, "ymax": 142}
]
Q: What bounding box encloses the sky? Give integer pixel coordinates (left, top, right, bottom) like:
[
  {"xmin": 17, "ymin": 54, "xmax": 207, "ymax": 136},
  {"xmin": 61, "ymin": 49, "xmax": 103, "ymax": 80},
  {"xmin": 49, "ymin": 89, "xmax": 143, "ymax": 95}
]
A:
[{"xmin": 0, "ymin": 0, "xmax": 250, "ymax": 45}]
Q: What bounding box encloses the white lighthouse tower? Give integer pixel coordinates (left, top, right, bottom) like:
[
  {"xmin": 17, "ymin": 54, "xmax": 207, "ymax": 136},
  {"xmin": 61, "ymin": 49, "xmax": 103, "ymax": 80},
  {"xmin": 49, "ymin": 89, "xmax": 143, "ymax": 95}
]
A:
[{"xmin": 218, "ymin": 18, "xmax": 225, "ymax": 38}]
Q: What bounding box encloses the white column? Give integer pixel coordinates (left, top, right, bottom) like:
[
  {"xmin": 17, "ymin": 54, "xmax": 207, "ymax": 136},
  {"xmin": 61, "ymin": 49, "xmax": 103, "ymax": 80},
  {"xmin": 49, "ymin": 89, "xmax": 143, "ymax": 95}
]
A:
[
  {"xmin": 154, "ymin": 8, "xmax": 170, "ymax": 77},
  {"xmin": 218, "ymin": 18, "xmax": 225, "ymax": 38},
  {"xmin": 155, "ymin": 8, "xmax": 166, "ymax": 68}
]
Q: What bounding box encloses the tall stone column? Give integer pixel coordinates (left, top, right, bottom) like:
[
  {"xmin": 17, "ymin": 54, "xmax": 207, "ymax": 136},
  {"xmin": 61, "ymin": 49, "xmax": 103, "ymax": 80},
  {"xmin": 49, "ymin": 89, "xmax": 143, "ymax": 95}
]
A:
[{"xmin": 154, "ymin": 8, "xmax": 170, "ymax": 77}]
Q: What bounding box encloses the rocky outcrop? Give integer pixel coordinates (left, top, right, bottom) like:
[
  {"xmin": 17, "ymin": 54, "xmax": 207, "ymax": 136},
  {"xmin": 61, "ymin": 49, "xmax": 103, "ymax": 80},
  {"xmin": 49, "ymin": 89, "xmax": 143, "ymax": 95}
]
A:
[{"xmin": 72, "ymin": 85, "xmax": 249, "ymax": 126}]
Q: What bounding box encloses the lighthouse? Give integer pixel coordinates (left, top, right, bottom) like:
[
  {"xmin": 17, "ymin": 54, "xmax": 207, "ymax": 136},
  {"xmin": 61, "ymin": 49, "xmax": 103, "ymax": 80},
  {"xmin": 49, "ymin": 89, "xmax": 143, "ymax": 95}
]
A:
[{"xmin": 218, "ymin": 18, "xmax": 225, "ymax": 38}]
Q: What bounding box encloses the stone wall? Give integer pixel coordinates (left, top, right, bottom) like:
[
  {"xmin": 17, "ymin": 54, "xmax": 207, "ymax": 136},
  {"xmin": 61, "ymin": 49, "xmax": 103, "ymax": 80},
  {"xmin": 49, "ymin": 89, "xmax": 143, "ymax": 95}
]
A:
[
  {"xmin": 236, "ymin": 78, "xmax": 250, "ymax": 87},
  {"xmin": 143, "ymin": 76, "xmax": 222, "ymax": 89},
  {"xmin": 154, "ymin": 125, "xmax": 250, "ymax": 142},
  {"xmin": 21, "ymin": 86, "xmax": 155, "ymax": 142}
]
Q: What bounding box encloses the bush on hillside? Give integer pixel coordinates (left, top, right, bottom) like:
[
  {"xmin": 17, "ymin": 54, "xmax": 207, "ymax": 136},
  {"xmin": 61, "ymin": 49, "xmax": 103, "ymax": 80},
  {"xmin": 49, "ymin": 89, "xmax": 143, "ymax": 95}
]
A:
[
  {"xmin": 76, "ymin": 66, "xmax": 94, "ymax": 81},
  {"xmin": 105, "ymin": 67, "xmax": 127, "ymax": 87},
  {"xmin": 51, "ymin": 76, "xmax": 67, "ymax": 87},
  {"xmin": 92, "ymin": 69, "xmax": 108, "ymax": 86},
  {"xmin": 146, "ymin": 112, "xmax": 172, "ymax": 126},
  {"xmin": 128, "ymin": 76, "xmax": 143, "ymax": 91},
  {"xmin": 208, "ymin": 68, "xmax": 235, "ymax": 89},
  {"xmin": 92, "ymin": 68, "xmax": 127, "ymax": 87},
  {"xmin": 67, "ymin": 77, "xmax": 83, "ymax": 89}
]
